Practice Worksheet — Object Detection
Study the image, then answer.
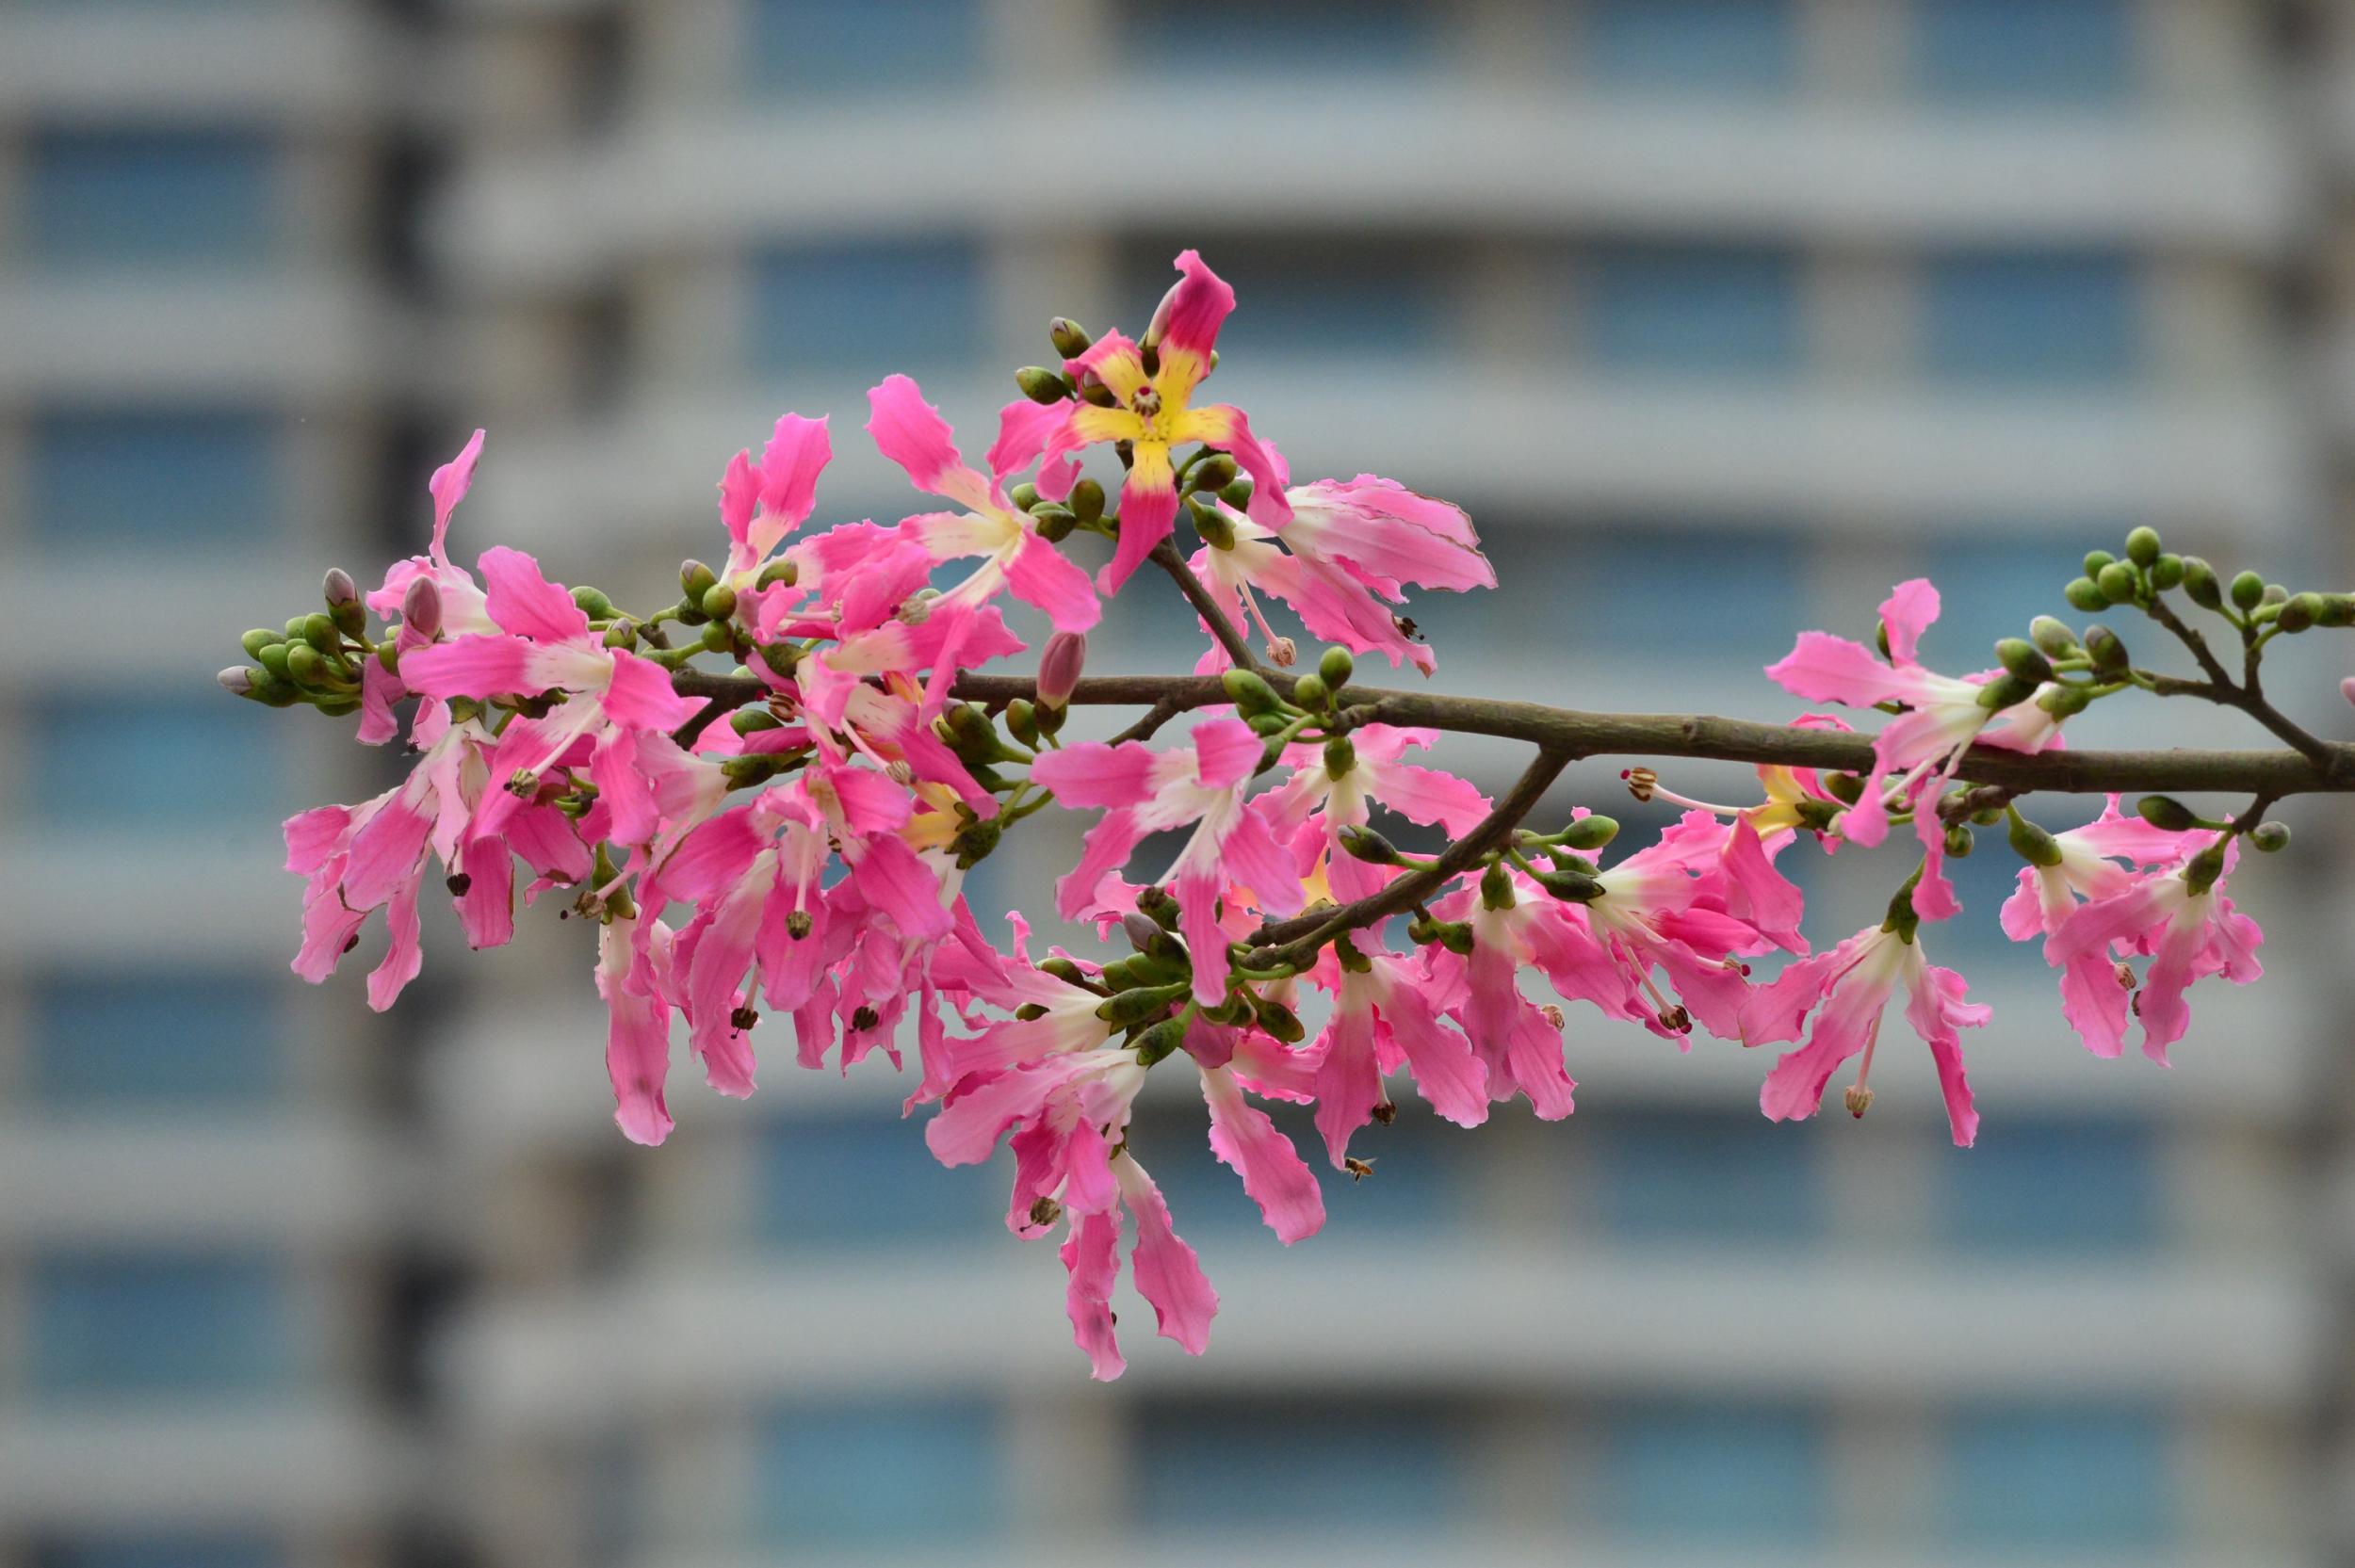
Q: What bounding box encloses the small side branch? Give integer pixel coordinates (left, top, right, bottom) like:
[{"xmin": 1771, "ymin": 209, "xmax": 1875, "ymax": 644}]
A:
[{"xmin": 1149, "ymin": 537, "xmax": 1259, "ymax": 672}]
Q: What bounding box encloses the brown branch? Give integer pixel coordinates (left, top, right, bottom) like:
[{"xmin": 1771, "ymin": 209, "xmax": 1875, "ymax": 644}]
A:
[
  {"xmin": 1148, "ymin": 536, "xmax": 1259, "ymax": 672},
  {"xmin": 1242, "ymin": 744, "xmax": 1576, "ymax": 970},
  {"xmin": 666, "ymin": 667, "xmax": 2355, "ymax": 799},
  {"xmin": 2139, "ymin": 598, "xmax": 2338, "ymax": 772}
]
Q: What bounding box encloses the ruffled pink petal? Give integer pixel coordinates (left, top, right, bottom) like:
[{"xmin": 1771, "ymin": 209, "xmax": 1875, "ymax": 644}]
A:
[
  {"xmin": 342, "ymin": 795, "xmax": 432, "ymax": 912},
  {"xmin": 1115, "ymin": 1155, "xmax": 1215, "ymax": 1354},
  {"xmin": 754, "ymin": 413, "xmax": 832, "ymax": 539},
  {"xmin": 429, "ymin": 428, "xmax": 485, "ymax": 564},
  {"xmin": 365, "ymin": 873, "xmax": 423, "ymax": 1011},
  {"xmin": 1148, "ymin": 249, "xmax": 1235, "ymax": 360},
  {"xmin": 1759, "ymin": 963, "xmax": 1893, "ymax": 1123},
  {"xmin": 2057, "ymin": 947, "xmax": 2132, "ymax": 1059},
  {"xmin": 1362, "ymin": 757, "xmax": 1489, "ymax": 835},
  {"xmin": 1055, "ymin": 809, "xmax": 1146, "ymax": 920},
  {"xmin": 1905, "ymin": 960, "xmax": 1986, "ymax": 1147},
  {"xmin": 1191, "ymin": 716, "xmax": 1263, "ymax": 793},
  {"xmin": 452, "ymin": 839, "xmax": 515, "ymax": 949},
  {"xmin": 1502, "ymin": 1002, "xmax": 1576, "ymax": 1120},
  {"xmin": 479, "ymin": 545, "xmax": 591, "ymax": 645},
  {"xmin": 1381, "ymin": 976, "xmax": 1488, "ymax": 1128},
  {"xmin": 1309, "ymin": 990, "xmax": 1382, "ymax": 1168},
  {"xmin": 1004, "ymin": 529, "xmax": 1101, "ymax": 633},
  {"xmin": 1722, "ymin": 816, "xmax": 1807, "ymax": 950},
  {"xmin": 986, "ymin": 397, "xmax": 1065, "ymax": 485},
  {"xmin": 1878, "ymin": 578, "xmax": 1941, "ymax": 667},
  {"xmin": 718, "ymin": 447, "xmax": 757, "ymax": 548},
  {"xmin": 399, "ymin": 634, "xmax": 531, "ymax": 699},
  {"xmin": 284, "ymin": 804, "xmax": 354, "ymax": 876},
  {"xmin": 1176, "ymin": 863, "xmax": 1232, "ymax": 1008},
  {"xmin": 852, "ymin": 834, "xmax": 951, "ymax": 942},
  {"xmin": 1213, "ymin": 807, "xmax": 1305, "ymax": 919},
  {"xmin": 599, "ymin": 915, "xmax": 675, "ymax": 1145},
  {"xmin": 1765, "ymin": 632, "xmax": 1907, "ymax": 707},
  {"xmin": 292, "ymin": 868, "xmax": 366, "ymax": 983},
  {"xmin": 687, "ymin": 867, "xmax": 767, "ymax": 1096},
  {"xmin": 866, "ymin": 375, "xmax": 985, "ymax": 509},
  {"xmin": 602, "ymin": 648, "xmax": 701, "ymax": 731},
  {"xmin": 1289, "ymin": 477, "xmax": 1488, "ymax": 590},
  {"xmin": 1200, "ymin": 1064, "xmax": 1324, "ymax": 1244},
  {"xmin": 1194, "ymin": 406, "xmax": 1291, "ymax": 529},
  {"xmin": 355, "ymin": 659, "xmax": 405, "ymax": 746},
  {"xmin": 1098, "ymin": 463, "xmax": 1178, "ymax": 595},
  {"xmin": 1031, "ymin": 741, "xmax": 1160, "ymax": 809},
  {"xmin": 1061, "ymin": 1206, "xmax": 1126, "ymax": 1381}
]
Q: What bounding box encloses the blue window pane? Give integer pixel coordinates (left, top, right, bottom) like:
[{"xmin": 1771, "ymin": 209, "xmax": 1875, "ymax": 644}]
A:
[
  {"xmin": 754, "ymin": 1115, "xmax": 994, "ymax": 1246},
  {"xmin": 744, "ymin": 0, "xmax": 979, "ymax": 93},
  {"xmin": 1589, "ymin": 1111, "xmax": 1821, "ymax": 1244},
  {"xmin": 28, "ymin": 1254, "xmax": 287, "ymax": 1396},
  {"xmin": 1930, "ymin": 842, "xmax": 2048, "ymax": 964},
  {"xmin": 1586, "ymin": 0, "xmax": 1798, "ymax": 94},
  {"xmin": 1923, "ymin": 253, "xmax": 2141, "ymax": 384},
  {"xmin": 1125, "ymin": 2, "xmax": 1435, "ymax": 73},
  {"xmin": 1939, "ymin": 1117, "xmax": 2158, "ymax": 1253},
  {"xmin": 1136, "ymin": 1401, "xmax": 1461, "ymax": 1529},
  {"xmin": 33, "ymin": 698, "xmax": 285, "ymax": 828},
  {"xmin": 756, "ymin": 1402, "xmax": 998, "ymax": 1544},
  {"xmin": 1585, "ymin": 526, "xmax": 1807, "ymax": 665},
  {"xmin": 1599, "ymin": 1404, "xmax": 1827, "ymax": 1542},
  {"xmin": 28, "ymin": 974, "xmax": 282, "ymax": 1107},
  {"xmin": 1915, "ymin": 0, "xmax": 2133, "ymax": 104},
  {"xmin": 1945, "ymin": 1406, "xmax": 2168, "ymax": 1545},
  {"xmin": 34, "ymin": 1540, "xmax": 279, "ymax": 1568},
  {"xmin": 26, "ymin": 131, "xmax": 279, "ymax": 269},
  {"xmin": 1586, "ymin": 248, "xmax": 1802, "ymax": 378},
  {"xmin": 30, "ymin": 410, "xmax": 280, "ymax": 550},
  {"xmin": 750, "ymin": 243, "xmax": 981, "ymax": 375}
]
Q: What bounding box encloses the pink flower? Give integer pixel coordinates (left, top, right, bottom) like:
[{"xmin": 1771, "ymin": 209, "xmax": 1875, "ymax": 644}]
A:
[
  {"xmin": 1418, "ymin": 878, "xmax": 1580, "ymax": 1120},
  {"xmin": 1767, "ymin": 579, "xmax": 2064, "ymax": 920},
  {"xmin": 1747, "ymin": 916, "xmax": 1989, "ymax": 1146},
  {"xmin": 399, "ymin": 546, "xmax": 703, "ymax": 841},
  {"xmin": 2042, "ymin": 833, "xmax": 2264, "ymax": 1064},
  {"xmin": 1998, "ymin": 797, "xmax": 2198, "ymax": 1059},
  {"xmin": 1031, "ymin": 716, "xmax": 1306, "ymax": 1005},
  {"xmin": 1063, "ymin": 1150, "xmax": 1220, "ymax": 1382},
  {"xmin": 1188, "ymin": 475, "xmax": 1494, "ymax": 674},
  {"xmin": 716, "ymin": 412, "xmax": 831, "ymax": 581},
  {"xmin": 1030, "ymin": 251, "xmax": 1291, "ymax": 594},
  {"xmin": 359, "ymin": 430, "xmax": 495, "ymax": 744},
  {"xmin": 1258, "ymin": 724, "xmax": 1489, "ymax": 902},
  {"xmin": 865, "ymin": 375, "xmax": 1098, "ymax": 632},
  {"xmin": 597, "ymin": 908, "xmax": 677, "ymax": 1146},
  {"xmin": 1308, "ymin": 942, "xmax": 1488, "ymax": 1169}
]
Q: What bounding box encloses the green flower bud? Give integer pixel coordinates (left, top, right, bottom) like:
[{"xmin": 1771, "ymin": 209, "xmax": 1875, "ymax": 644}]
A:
[
  {"xmin": 1008, "ymin": 481, "xmax": 1041, "ymax": 512},
  {"xmin": 701, "ymin": 583, "xmax": 738, "ymax": 622},
  {"xmin": 2150, "ymin": 554, "xmax": 2184, "ymax": 590},
  {"xmin": 1131, "ymin": 1015, "xmax": 1190, "ymax": 1067},
  {"xmin": 2248, "ymin": 820, "xmax": 2290, "ymax": 852},
  {"xmin": 2230, "ymin": 570, "xmax": 2265, "ymax": 611},
  {"xmin": 2095, "ymin": 561, "xmax": 2140, "ymax": 605},
  {"xmin": 603, "ymin": 622, "xmax": 638, "ymax": 649},
  {"xmin": 2083, "ymin": 624, "xmax": 2129, "ymax": 673},
  {"xmin": 2123, "ymin": 525, "xmax": 2162, "ymax": 567},
  {"xmin": 300, "ymin": 613, "xmax": 339, "ymax": 654},
  {"xmin": 257, "ymin": 642, "xmax": 293, "ymax": 683},
  {"xmin": 1252, "ymin": 995, "xmax": 1306, "ymax": 1044},
  {"xmin": 1942, "ymin": 823, "xmax": 1973, "ymax": 858},
  {"xmin": 951, "ymin": 816, "xmax": 1002, "ymax": 869},
  {"xmin": 1291, "ymin": 672, "xmax": 1328, "ymax": 710},
  {"xmin": 1039, "ymin": 957, "xmax": 1090, "ymax": 988},
  {"xmin": 1479, "ymin": 862, "xmax": 1515, "ymax": 911},
  {"xmin": 1188, "ymin": 493, "xmax": 1237, "ymax": 550},
  {"xmin": 571, "ymin": 585, "xmax": 615, "ymax": 619},
  {"xmin": 1221, "ymin": 668, "xmax": 1284, "ymax": 716},
  {"xmin": 943, "ymin": 703, "xmax": 1010, "ymax": 766},
  {"xmin": 2183, "ymin": 841, "xmax": 2228, "ymax": 896},
  {"xmin": 241, "ymin": 628, "xmax": 284, "ymax": 659},
  {"xmin": 1031, "ymin": 505, "xmax": 1077, "ymax": 543},
  {"xmin": 1095, "ymin": 957, "xmax": 1142, "ymax": 993},
  {"xmin": 284, "ymin": 615, "xmax": 311, "ymax": 640},
  {"xmin": 1436, "ymin": 921, "xmax": 1476, "ymax": 955},
  {"xmin": 2136, "ymin": 795, "xmax": 2199, "ymax": 832},
  {"xmin": 2083, "ymin": 550, "xmax": 2116, "ymax": 577},
  {"xmin": 1075, "ymin": 371, "xmax": 1118, "ymax": 409},
  {"xmin": 2316, "ymin": 594, "xmax": 2355, "ymax": 628},
  {"xmin": 1560, "ymin": 815, "xmax": 1619, "ymax": 850},
  {"xmin": 2036, "ymin": 681, "xmax": 2093, "ymax": 719},
  {"xmin": 2064, "ymin": 577, "xmax": 2108, "ymax": 613},
  {"xmin": 1995, "ymin": 638, "xmax": 2053, "ymax": 684},
  {"xmin": 2261, "ymin": 583, "xmax": 2287, "ymax": 606},
  {"xmin": 1824, "ymin": 771, "xmax": 1865, "ymax": 805},
  {"xmin": 2278, "ymin": 592, "xmax": 2324, "ymax": 633},
  {"xmin": 1188, "ymin": 454, "xmax": 1238, "ymax": 493},
  {"xmin": 1323, "ymin": 735, "xmax": 1356, "ymax": 776},
  {"xmin": 1004, "ymin": 698, "xmax": 1039, "ymax": 749},
  {"xmin": 756, "ymin": 558, "xmax": 799, "ymax": 589},
  {"xmin": 1068, "ymin": 477, "xmax": 1105, "ymax": 524},
  {"xmin": 284, "ymin": 642, "xmax": 329, "ymax": 687},
  {"xmin": 1096, "ymin": 983, "xmax": 1188, "ymax": 1028},
  {"xmin": 1247, "ymin": 711, "xmax": 1291, "ymax": 736},
  {"xmin": 1338, "ymin": 825, "xmax": 1400, "ymax": 865},
  {"xmin": 1218, "ymin": 477, "xmax": 1255, "ymax": 509},
  {"xmin": 1015, "ymin": 366, "xmax": 1070, "ymax": 405},
  {"xmin": 2006, "ymin": 810, "xmax": 2063, "ymax": 867},
  {"xmin": 2028, "ymin": 617, "xmax": 2080, "ymax": 659},
  {"xmin": 2181, "ymin": 557, "xmax": 2222, "ymax": 609},
  {"xmin": 1034, "ymin": 699, "xmax": 1066, "ymax": 736},
  {"xmin": 1136, "ymin": 885, "xmax": 1182, "ymax": 929},
  {"xmin": 1048, "ymin": 317, "xmax": 1092, "ymax": 359},
  {"xmin": 698, "ymin": 620, "xmax": 732, "ymax": 653},
  {"xmin": 759, "ymin": 642, "xmax": 801, "ymax": 679},
  {"xmin": 316, "ymin": 696, "xmax": 362, "ymax": 718},
  {"xmin": 1974, "ymin": 672, "xmax": 2038, "ymax": 710},
  {"xmin": 1317, "ymin": 646, "xmax": 1355, "ymax": 690},
  {"xmin": 680, "ymin": 558, "xmax": 718, "ymax": 601},
  {"xmin": 324, "ymin": 570, "xmax": 366, "ymax": 636},
  {"xmin": 1535, "ymin": 868, "xmax": 1603, "ymax": 902},
  {"xmin": 217, "ymin": 666, "xmax": 259, "ymax": 698},
  {"xmin": 730, "ymin": 707, "xmax": 782, "ymax": 736}
]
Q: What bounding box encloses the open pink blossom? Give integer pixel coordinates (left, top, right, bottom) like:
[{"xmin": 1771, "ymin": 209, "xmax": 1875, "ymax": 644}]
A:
[
  {"xmin": 1031, "ymin": 716, "xmax": 1306, "ymax": 1005},
  {"xmin": 597, "ymin": 908, "xmax": 677, "ymax": 1146},
  {"xmin": 1061, "ymin": 1150, "xmax": 1219, "ymax": 1382},
  {"xmin": 359, "ymin": 429, "xmax": 496, "ymax": 743},
  {"xmin": 1308, "ymin": 942, "xmax": 1488, "ymax": 1169},
  {"xmin": 1746, "ymin": 913, "xmax": 1988, "ymax": 1146},
  {"xmin": 1258, "ymin": 724, "xmax": 1489, "ymax": 901},
  {"xmin": 1767, "ymin": 579, "xmax": 2064, "ymax": 919},
  {"xmin": 865, "ymin": 375, "xmax": 1098, "ymax": 632},
  {"xmin": 1418, "ymin": 877, "xmax": 1581, "ymax": 1119},
  {"xmin": 1026, "ymin": 251, "xmax": 1291, "ymax": 593},
  {"xmin": 1188, "ymin": 475, "xmax": 1494, "ymax": 674},
  {"xmin": 716, "ymin": 412, "xmax": 831, "ymax": 581},
  {"xmin": 2042, "ymin": 834, "xmax": 2264, "ymax": 1064},
  {"xmin": 1998, "ymin": 797, "xmax": 2198, "ymax": 1058}
]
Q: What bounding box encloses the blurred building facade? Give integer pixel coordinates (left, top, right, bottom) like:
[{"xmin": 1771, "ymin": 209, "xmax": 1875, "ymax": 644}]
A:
[{"xmin": 7, "ymin": 1, "xmax": 2355, "ymax": 1565}]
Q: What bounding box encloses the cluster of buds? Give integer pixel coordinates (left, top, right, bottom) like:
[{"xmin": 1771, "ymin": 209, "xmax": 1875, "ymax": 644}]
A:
[{"xmin": 224, "ymin": 251, "xmax": 2337, "ymax": 1380}]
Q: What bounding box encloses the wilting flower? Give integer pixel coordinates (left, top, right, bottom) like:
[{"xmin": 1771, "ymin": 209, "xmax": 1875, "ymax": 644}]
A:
[
  {"xmin": 2042, "ymin": 833, "xmax": 2264, "ymax": 1064},
  {"xmin": 1038, "ymin": 251, "xmax": 1291, "ymax": 594},
  {"xmin": 1746, "ymin": 907, "xmax": 1989, "ymax": 1146}
]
